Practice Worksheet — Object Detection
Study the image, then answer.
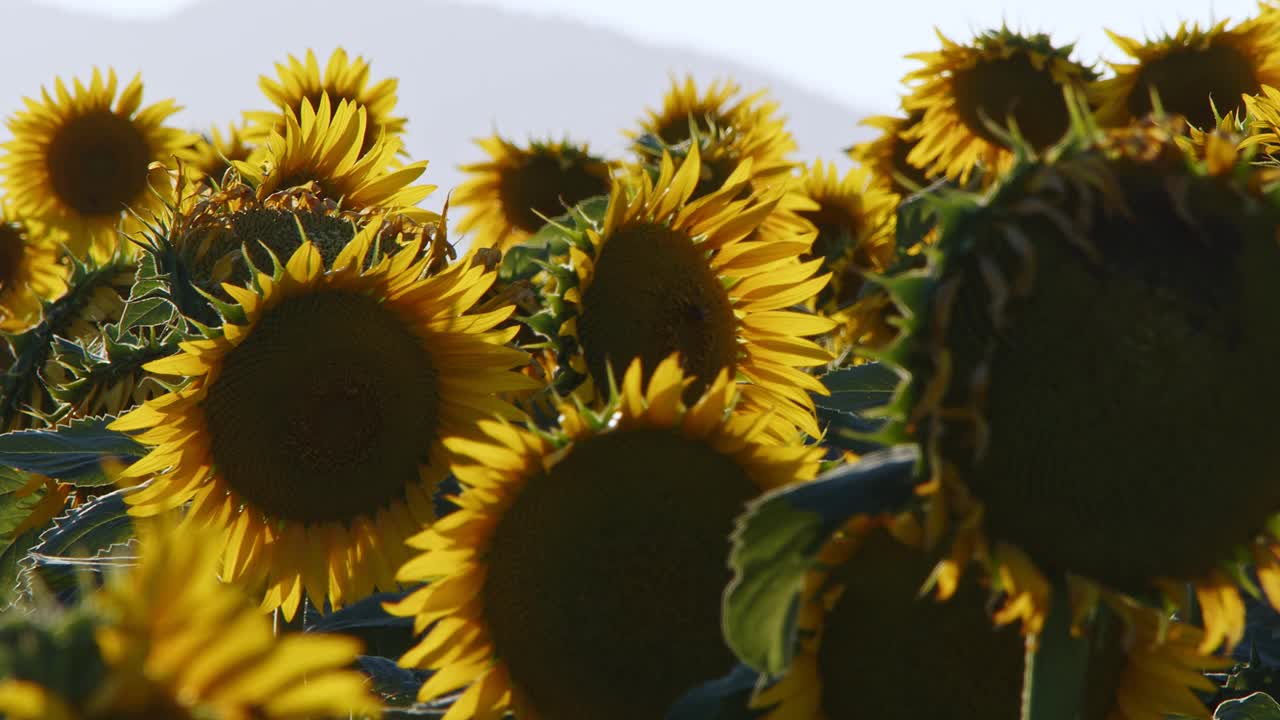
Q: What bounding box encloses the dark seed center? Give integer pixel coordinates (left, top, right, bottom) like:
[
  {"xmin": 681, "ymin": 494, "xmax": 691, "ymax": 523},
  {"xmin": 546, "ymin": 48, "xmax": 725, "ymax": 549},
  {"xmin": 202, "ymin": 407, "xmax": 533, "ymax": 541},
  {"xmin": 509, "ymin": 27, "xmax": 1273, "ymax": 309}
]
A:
[
  {"xmin": 46, "ymin": 110, "xmax": 151, "ymax": 217},
  {"xmin": 951, "ymin": 53, "xmax": 1073, "ymax": 151}
]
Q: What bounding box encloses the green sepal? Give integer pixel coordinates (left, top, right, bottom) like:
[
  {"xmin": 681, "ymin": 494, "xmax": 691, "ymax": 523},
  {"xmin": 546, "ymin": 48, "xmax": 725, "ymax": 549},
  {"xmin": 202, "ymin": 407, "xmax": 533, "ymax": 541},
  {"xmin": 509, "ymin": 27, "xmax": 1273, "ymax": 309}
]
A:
[
  {"xmin": 0, "ymin": 416, "xmax": 146, "ymax": 486},
  {"xmin": 722, "ymin": 446, "xmax": 921, "ymax": 675}
]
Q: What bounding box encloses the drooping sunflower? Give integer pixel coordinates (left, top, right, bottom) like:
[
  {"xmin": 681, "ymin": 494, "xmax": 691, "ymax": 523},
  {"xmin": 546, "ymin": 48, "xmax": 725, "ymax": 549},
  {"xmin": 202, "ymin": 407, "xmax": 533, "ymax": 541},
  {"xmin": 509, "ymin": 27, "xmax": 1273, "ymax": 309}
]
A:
[
  {"xmin": 0, "ymin": 204, "xmax": 67, "ymax": 333},
  {"xmin": 1092, "ymin": 13, "xmax": 1280, "ymax": 130},
  {"xmin": 244, "ymin": 47, "xmax": 406, "ymax": 155},
  {"xmin": 876, "ymin": 116, "xmax": 1280, "ymax": 652},
  {"xmin": 849, "ymin": 109, "xmax": 935, "ymax": 198},
  {"xmin": 1, "ymin": 68, "xmax": 194, "ymax": 261},
  {"xmin": 755, "ymin": 515, "xmax": 1221, "ymax": 719},
  {"xmin": 234, "ymin": 94, "xmax": 434, "ymax": 221},
  {"xmin": 902, "ymin": 28, "xmax": 1098, "ymax": 184},
  {"xmin": 454, "ymin": 135, "xmax": 612, "ymax": 251},
  {"xmin": 0, "ymin": 518, "xmax": 380, "ymax": 720},
  {"xmin": 559, "ymin": 145, "xmax": 834, "ymax": 438},
  {"xmin": 135, "ymin": 167, "xmax": 446, "ymax": 328},
  {"xmin": 184, "ymin": 122, "xmax": 253, "ymax": 187},
  {"xmin": 109, "ymin": 229, "xmax": 534, "ymax": 619},
  {"xmin": 388, "ymin": 354, "xmax": 824, "ymax": 720}
]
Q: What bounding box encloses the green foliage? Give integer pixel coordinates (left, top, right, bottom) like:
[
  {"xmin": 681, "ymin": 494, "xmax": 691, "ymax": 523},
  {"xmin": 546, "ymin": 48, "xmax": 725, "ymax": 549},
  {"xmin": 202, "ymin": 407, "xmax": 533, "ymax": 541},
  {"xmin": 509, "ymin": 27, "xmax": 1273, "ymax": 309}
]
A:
[
  {"xmin": 0, "ymin": 611, "xmax": 105, "ymax": 704},
  {"xmin": 1021, "ymin": 580, "xmax": 1090, "ymax": 720},
  {"xmin": 665, "ymin": 664, "xmax": 760, "ymax": 720},
  {"xmin": 813, "ymin": 363, "xmax": 901, "ymax": 453},
  {"xmin": 20, "ymin": 490, "xmax": 135, "ymax": 604},
  {"xmin": 723, "ymin": 445, "xmax": 920, "ymax": 675},
  {"xmin": 1216, "ymin": 693, "xmax": 1280, "ymax": 720},
  {"xmin": 0, "ymin": 416, "xmax": 146, "ymax": 486}
]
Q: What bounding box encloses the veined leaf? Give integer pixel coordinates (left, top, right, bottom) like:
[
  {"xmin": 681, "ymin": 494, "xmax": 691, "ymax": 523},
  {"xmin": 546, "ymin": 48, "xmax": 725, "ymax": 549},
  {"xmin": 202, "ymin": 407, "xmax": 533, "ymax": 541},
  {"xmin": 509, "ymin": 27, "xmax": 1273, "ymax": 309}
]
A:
[
  {"xmin": 0, "ymin": 416, "xmax": 146, "ymax": 486},
  {"xmin": 723, "ymin": 445, "xmax": 921, "ymax": 675},
  {"xmin": 1216, "ymin": 693, "xmax": 1280, "ymax": 720},
  {"xmin": 21, "ymin": 490, "xmax": 135, "ymax": 604}
]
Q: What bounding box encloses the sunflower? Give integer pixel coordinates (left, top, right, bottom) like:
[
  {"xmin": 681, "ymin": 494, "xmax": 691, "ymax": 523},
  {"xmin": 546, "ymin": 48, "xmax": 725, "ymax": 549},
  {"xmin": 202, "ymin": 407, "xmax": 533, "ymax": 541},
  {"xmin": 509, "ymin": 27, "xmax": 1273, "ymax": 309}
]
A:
[
  {"xmin": 136, "ymin": 168, "xmax": 445, "ymax": 327},
  {"xmin": 876, "ymin": 116, "xmax": 1280, "ymax": 652},
  {"xmin": 634, "ymin": 75, "xmax": 793, "ymax": 149},
  {"xmin": 902, "ymin": 28, "xmax": 1098, "ymax": 184},
  {"xmin": 184, "ymin": 122, "xmax": 253, "ymax": 187},
  {"xmin": 755, "ymin": 515, "xmax": 1221, "ymax": 719},
  {"xmin": 1092, "ymin": 13, "xmax": 1280, "ymax": 130},
  {"xmin": 244, "ymin": 47, "xmax": 406, "ymax": 155},
  {"xmin": 388, "ymin": 354, "xmax": 824, "ymax": 720},
  {"xmin": 796, "ymin": 160, "xmax": 896, "ymax": 313},
  {"xmin": 0, "ymin": 517, "xmax": 380, "ymax": 720},
  {"xmin": 1241, "ymin": 84, "xmax": 1280, "ymax": 160},
  {"xmin": 454, "ymin": 135, "xmax": 612, "ymax": 251},
  {"xmin": 0, "ymin": 204, "xmax": 67, "ymax": 333},
  {"xmin": 109, "ymin": 229, "xmax": 534, "ymax": 619},
  {"xmin": 234, "ymin": 94, "xmax": 434, "ymax": 222},
  {"xmin": 848, "ymin": 109, "xmax": 935, "ymax": 197},
  {"xmin": 559, "ymin": 145, "xmax": 834, "ymax": 438},
  {"xmin": 1, "ymin": 68, "xmax": 194, "ymax": 262}
]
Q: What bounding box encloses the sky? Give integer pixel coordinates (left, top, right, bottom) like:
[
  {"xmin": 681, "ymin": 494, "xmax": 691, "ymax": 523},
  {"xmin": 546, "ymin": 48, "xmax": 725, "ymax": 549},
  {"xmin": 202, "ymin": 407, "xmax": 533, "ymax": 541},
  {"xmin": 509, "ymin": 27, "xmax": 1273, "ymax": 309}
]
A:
[{"xmin": 24, "ymin": 0, "xmax": 1262, "ymax": 112}]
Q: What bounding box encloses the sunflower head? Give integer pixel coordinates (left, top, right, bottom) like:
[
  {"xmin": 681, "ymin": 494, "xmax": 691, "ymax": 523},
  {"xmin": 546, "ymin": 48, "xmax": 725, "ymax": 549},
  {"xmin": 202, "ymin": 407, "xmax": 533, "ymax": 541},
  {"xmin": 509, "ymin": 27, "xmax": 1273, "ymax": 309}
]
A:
[
  {"xmin": 234, "ymin": 94, "xmax": 435, "ymax": 221},
  {"xmin": 1093, "ymin": 13, "xmax": 1280, "ymax": 130},
  {"xmin": 875, "ymin": 115, "xmax": 1280, "ymax": 649},
  {"xmin": 0, "ymin": 205, "xmax": 68, "ymax": 333},
  {"xmin": 849, "ymin": 110, "xmax": 935, "ymax": 198},
  {"xmin": 1, "ymin": 68, "xmax": 195, "ymax": 262},
  {"xmin": 634, "ymin": 75, "xmax": 794, "ymax": 148},
  {"xmin": 389, "ymin": 353, "xmax": 823, "ymax": 720},
  {"xmin": 109, "ymin": 228, "xmax": 533, "ymax": 620},
  {"xmin": 139, "ymin": 156, "xmax": 446, "ymax": 328},
  {"xmin": 0, "ymin": 517, "xmax": 380, "ymax": 720},
  {"xmin": 755, "ymin": 515, "xmax": 1220, "ymax": 720},
  {"xmin": 902, "ymin": 27, "xmax": 1098, "ymax": 184},
  {"xmin": 244, "ymin": 47, "xmax": 407, "ymax": 155},
  {"xmin": 552, "ymin": 145, "xmax": 834, "ymax": 438},
  {"xmin": 454, "ymin": 135, "xmax": 612, "ymax": 250},
  {"xmin": 184, "ymin": 122, "xmax": 254, "ymax": 188},
  {"xmin": 796, "ymin": 160, "xmax": 897, "ymax": 313}
]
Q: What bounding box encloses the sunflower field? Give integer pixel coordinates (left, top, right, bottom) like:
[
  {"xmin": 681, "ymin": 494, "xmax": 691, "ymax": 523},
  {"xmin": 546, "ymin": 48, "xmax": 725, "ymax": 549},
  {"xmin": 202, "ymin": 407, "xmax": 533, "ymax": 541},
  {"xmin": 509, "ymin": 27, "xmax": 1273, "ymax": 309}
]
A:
[{"xmin": 10, "ymin": 4, "xmax": 1280, "ymax": 719}]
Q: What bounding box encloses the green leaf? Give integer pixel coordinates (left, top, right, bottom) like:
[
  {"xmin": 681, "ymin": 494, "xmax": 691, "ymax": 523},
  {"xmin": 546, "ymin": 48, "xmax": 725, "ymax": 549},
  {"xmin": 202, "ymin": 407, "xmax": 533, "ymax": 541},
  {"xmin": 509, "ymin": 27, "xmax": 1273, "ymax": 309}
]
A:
[
  {"xmin": 1021, "ymin": 579, "xmax": 1089, "ymax": 720},
  {"xmin": 665, "ymin": 664, "xmax": 759, "ymax": 720},
  {"xmin": 22, "ymin": 489, "xmax": 135, "ymax": 603},
  {"xmin": 723, "ymin": 446, "xmax": 920, "ymax": 675},
  {"xmin": 0, "ymin": 528, "xmax": 40, "ymax": 607},
  {"xmin": 118, "ymin": 295, "xmax": 177, "ymax": 331},
  {"xmin": 1217, "ymin": 693, "xmax": 1280, "ymax": 720},
  {"xmin": 814, "ymin": 364, "xmax": 903, "ymax": 414},
  {"xmin": 356, "ymin": 656, "xmax": 429, "ymax": 706},
  {"xmin": 0, "ymin": 416, "xmax": 147, "ymax": 485},
  {"xmin": 0, "ymin": 612, "xmax": 105, "ymax": 703},
  {"xmin": 0, "ymin": 467, "xmax": 47, "ymax": 540}
]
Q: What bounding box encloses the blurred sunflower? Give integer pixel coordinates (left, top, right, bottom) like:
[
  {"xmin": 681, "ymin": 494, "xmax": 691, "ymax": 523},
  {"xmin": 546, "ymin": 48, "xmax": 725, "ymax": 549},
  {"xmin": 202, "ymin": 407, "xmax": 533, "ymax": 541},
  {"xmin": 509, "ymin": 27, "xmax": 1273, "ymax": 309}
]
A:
[
  {"xmin": 454, "ymin": 136, "xmax": 612, "ymax": 250},
  {"xmin": 902, "ymin": 28, "xmax": 1097, "ymax": 184},
  {"xmin": 796, "ymin": 160, "xmax": 896, "ymax": 313},
  {"xmin": 755, "ymin": 516, "xmax": 1220, "ymax": 719},
  {"xmin": 634, "ymin": 75, "xmax": 793, "ymax": 149},
  {"xmin": 881, "ymin": 117, "xmax": 1280, "ymax": 652},
  {"xmin": 235, "ymin": 95, "xmax": 434, "ymax": 221},
  {"xmin": 184, "ymin": 122, "xmax": 253, "ymax": 187},
  {"xmin": 1, "ymin": 68, "xmax": 193, "ymax": 261},
  {"xmin": 848, "ymin": 110, "xmax": 935, "ymax": 197},
  {"xmin": 1242, "ymin": 84, "xmax": 1280, "ymax": 159},
  {"xmin": 389, "ymin": 354, "xmax": 823, "ymax": 720},
  {"xmin": 0, "ymin": 204, "xmax": 67, "ymax": 333},
  {"xmin": 244, "ymin": 47, "xmax": 406, "ymax": 155},
  {"xmin": 561, "ymin": 146, "xmax": 834, "ymax": 438},
  {"xmin": 110, "ymin": 229, "xmax": 534, "ymax": 619},
  {"xmin": 1092, "ymin": 13, "xmax": 1280, "ymax": 130},
  {"xmin": 0, "ymin": 518, "xmax": 380, "ymax": 720}
]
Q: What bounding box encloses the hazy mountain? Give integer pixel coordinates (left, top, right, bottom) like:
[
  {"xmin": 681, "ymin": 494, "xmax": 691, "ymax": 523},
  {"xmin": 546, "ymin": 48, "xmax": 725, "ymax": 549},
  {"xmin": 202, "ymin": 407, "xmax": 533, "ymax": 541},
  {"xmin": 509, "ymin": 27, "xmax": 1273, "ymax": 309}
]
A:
[{"xmin": 3, "ymin": 0, "xmax": 876, "ymax": 207}]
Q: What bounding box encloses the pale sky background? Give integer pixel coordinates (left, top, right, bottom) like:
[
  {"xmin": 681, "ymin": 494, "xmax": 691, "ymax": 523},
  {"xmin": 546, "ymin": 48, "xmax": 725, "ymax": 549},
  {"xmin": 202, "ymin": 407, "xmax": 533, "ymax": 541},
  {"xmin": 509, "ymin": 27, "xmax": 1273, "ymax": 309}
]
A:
[{"xmin": 4, "ymin": 0, "xmax": 1264, "ymax": 207}]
